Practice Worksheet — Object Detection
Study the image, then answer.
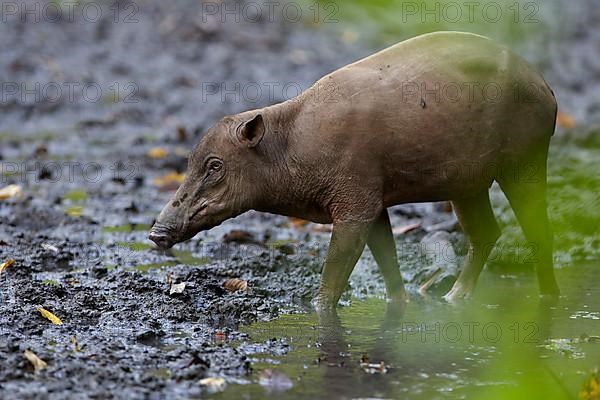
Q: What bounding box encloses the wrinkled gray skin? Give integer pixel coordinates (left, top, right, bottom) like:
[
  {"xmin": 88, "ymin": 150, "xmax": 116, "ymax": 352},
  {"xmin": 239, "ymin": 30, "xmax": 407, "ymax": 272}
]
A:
[{"xmin": 150, "ymin": 32, "xmax": 560, "ymax": 311}]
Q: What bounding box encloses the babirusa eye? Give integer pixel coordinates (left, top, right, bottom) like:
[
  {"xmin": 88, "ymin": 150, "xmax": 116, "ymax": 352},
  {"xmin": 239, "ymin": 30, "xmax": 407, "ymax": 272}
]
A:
[{"xmin": 208, "ymin": 159, "xmax": 222, "ymax": 173}]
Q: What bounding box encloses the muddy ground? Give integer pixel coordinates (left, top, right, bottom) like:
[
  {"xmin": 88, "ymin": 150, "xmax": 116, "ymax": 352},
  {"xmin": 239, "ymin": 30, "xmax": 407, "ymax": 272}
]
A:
[{"xmin": 0, "ymin": 0, "xmax": 599, "ymax": 399}]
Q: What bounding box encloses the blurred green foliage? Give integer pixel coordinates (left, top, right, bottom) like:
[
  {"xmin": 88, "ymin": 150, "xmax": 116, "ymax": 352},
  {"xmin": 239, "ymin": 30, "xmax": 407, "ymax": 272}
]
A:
[{"xmin": 307, "ymin": 0, "xmax": 562, "ymax": 49}]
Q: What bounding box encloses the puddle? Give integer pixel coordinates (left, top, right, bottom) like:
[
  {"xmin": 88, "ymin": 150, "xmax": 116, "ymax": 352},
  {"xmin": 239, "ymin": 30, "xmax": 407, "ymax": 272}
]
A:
[
  {"xmin": 103, "ymin": 223, "xmax": 152, "ymax": 233},
  {"xmin": 63, "ymin": 189, "xmax": 88, "ymax": 217},
  {"xmin": 214, "ymin": 264, "xmax": 600, "ymax": 399},
  {"xmin": 64, "ymin": 205, "xmax": 84, "ymax": 217},
  {"xmin": 63, "ymin": 189, "xmax": 88, "ymax": 202},
  {"xmin": 171, "ymin": 250, "xmax": 211, "ymax": 266},
  {"xmin": 111, "ymin": 241, "xmax": 210, "ymax": 272},
  {"xmin": 0, "ymin": 130, "xmax": 60, "ymax": 142},
  {"xmin": 116, "ymin": 241, "xmax": 153, "ymax": 252},
  {"xmin": 133, "ymin": 250, "xmax": 210, "ymax": 273},
  {"xmin": 147, "ymin": 368, "xmax": 171, "ymax": 380}
]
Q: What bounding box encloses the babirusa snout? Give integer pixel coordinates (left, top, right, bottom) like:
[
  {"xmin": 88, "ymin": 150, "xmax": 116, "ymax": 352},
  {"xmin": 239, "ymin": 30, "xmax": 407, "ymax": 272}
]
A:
[
  {"xmin": 149, "ymin": 200, "xmax": 184, "ymax": 249},
  {"xmin": 148, "ymin": 223, "xmax": 175, "ymax": 249}
]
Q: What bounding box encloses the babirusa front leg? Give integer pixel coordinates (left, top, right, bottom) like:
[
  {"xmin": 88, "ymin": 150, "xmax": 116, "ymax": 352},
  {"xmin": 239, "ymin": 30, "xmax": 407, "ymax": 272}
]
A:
[{"xmin": 315, "ymin": 221, "xmax": 372, "ymax": 312}]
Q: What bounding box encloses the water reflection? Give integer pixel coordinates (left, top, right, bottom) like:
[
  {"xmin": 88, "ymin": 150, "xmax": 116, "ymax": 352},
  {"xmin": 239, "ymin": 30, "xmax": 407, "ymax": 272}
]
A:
[
  {"xmin": 223, "ymin": 267, "xmax": 598, "ymax": 399},
  {"xmin": 316, "ymin": 301, "xmax": 407, "ymax": 399}
]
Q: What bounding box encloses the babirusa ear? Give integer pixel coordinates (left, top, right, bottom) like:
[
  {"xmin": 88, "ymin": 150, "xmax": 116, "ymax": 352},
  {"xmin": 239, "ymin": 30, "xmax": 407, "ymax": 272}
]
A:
[{"xmin": 236, "ymin": 114, "xmax": 265, "ymax": 148}]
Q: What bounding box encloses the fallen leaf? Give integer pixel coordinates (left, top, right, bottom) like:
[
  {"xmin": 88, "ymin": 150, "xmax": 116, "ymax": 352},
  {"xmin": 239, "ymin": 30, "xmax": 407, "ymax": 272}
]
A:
[
  {"xmin": 418, "ymin": 267, "xmax": 443, "ymax": 295},
  {"xmin": 579, "ymin": 369, "xmax": 600, "ymax": 400},
  {"xmin": 33, "ymin": 144, "xmax": 48, "ymax": 158},
  {"xmin": 152, "ymin": 172, "xmax": 185, "ymax": 192},
  {"xmin": 147, "ymin": 147, "xmax": 168, "ymax": 159},
  {"xmin": 0, "ymin": 184, "xmax": 23, "ymax": 200},
  {"xmin": 214, "ymin": 330, "xmax": 226, "ymax": 344},
  {"xmin": 0, "ymin": 259, "xmax": 15, "ymax": 275},
  {"xmin": 169, "ymin": 282, "xmax": 186, "ymax": 295},
  {"xmin": 274, "ymin": 242, "xmax": 295, "ymax": 255},
  {"xmin": 360, "ymin": 360, "xmax": 389, "ymax": 374},
  {"xmin": 223, "ymin": 278, "xmax": 248, "ymax": 292},
  {"xmin": 223, "ymin": 230, "xmax": 259, "ymax": 245},
  {"xmin": 392, "ymin": 222, "xmax": 421, "ymax": 235},
  {"xmin": 199, "ymin": 377, "xmax": 227, "ymax": 393},
  {"xmin": 65, "ymin": 205, "xmax": 84, "ymax": 217},
  {"xmin": 41, "ymin": 243, "xmax": 59, "ymax": 253},
  {"xmin": 71, "ymin": 336, "xmax": 81, "ymax": 352},
  {"xmin": 556, "ymin": 111, "xmax": 576, "ymax": 129},
  {"xmin": 288, "ymin": 217, "xmax": 309, "ymax": 228},
  {"xmin": 37, "ymin": 307, "xmax": 63, "ymax": 325},
  {"xmin": 176, "ymin": 125, "xmax": 187, "ymax": 142},
  {"xmin": 24, "ymin": 350, "xmax": 47, "ymax": 372}
]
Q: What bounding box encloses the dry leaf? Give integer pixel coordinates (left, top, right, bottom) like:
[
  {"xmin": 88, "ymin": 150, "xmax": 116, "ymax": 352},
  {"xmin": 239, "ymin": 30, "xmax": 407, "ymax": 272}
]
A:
[
  {"xmin": 223, "ymin": 278, "xmax": 248, "ymax": 292},
  {"xmin": 169, "ymin": 282, "xmax": 186, "ymax": 295},
  {"xmin": 0, "ymin": 259, "xmax": 15, "ymax": 275},
  {"xmin": 41, "ymin": 243, "xmax": 59, "ymax": 253},
  {"xmin": 152, "ymin": 172, "xmax": 185, "ymax": 192},
  {"xmin": 37, "ymin": 307, "xmax": 63, "ymax": 325},
  {"xmin": 33, "ymin": 143, "xmax": 48, "ymax": 158},
  {"xmin": 360, "ymin": 360, "xmax": 389, "ymax": 374},
  {"xmin": 418, "ymin": 267, "xmax": 443, "ymax": 295},
  {"xmin": 214, "ymin": 330, "xmax": 226, "ymax": 343},
  {"xmin": 199, "ymin": 377, "xmax": 227, "ymax": 393},
  {"xmin": 556, "ymin": 111, "xmax": 576, "ymax": 129},
  {"xmin": 392, "ymin": 222, "xmax": 421, "ymax": 235},
  {"xmin": 274, "ymin": 242, "xmax": 295, "ymax": 255},
  {"xmin": 223, "ymin": 230, "xmax": 258, "ymax": 245},
  {"xmin": 147, "ymin": 147, "xmax": 168, "ymax": 159},
  {"xmin": 176, "ymin": 125, "xmax": 187, "ymax": 142},
  {"xmin": 288, "ymin": 217, "xmax": 309, "ymax": 228},
  {"xmin": 24, "ymin": 350, "xmax": 47, "ymax": 372},
  {"xmin": 71, "ymin": 336, "xmax": 81, "ymax": 352},
  {"xmin": 0, "ymin": 184, "xmax": 23, "ymax": 200},
  {"xmin": 578, "ymin": 370, "xmax": 600, "ymax": 400},
  {"xmin": 65, "ymin": 205, "xmax": 84, "ymax": 217}
]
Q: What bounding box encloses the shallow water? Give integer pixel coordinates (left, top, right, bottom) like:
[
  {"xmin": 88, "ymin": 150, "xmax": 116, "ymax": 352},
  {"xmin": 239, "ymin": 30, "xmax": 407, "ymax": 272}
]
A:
[{"xmin": 215, "ymin": 263, "xmax": 599, "ymax": 399}]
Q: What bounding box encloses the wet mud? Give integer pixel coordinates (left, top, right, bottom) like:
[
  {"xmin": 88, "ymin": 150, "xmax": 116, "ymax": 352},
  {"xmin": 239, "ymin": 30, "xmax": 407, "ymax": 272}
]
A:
[{"xmin": 1, "ymin": 0, "xmax": 598, "ymax": 398}]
